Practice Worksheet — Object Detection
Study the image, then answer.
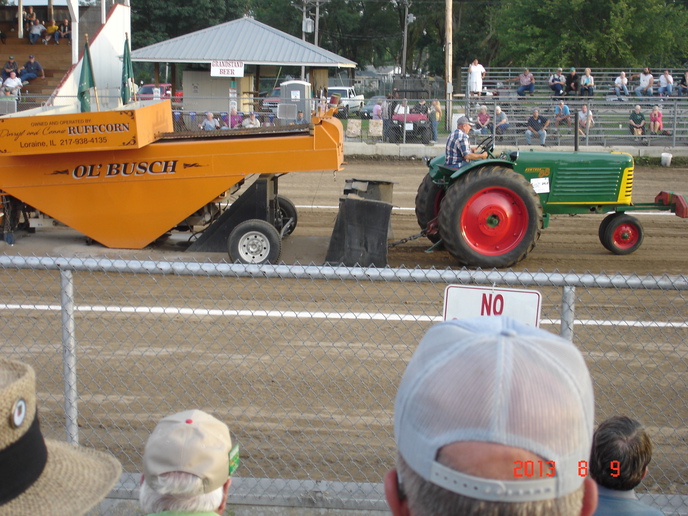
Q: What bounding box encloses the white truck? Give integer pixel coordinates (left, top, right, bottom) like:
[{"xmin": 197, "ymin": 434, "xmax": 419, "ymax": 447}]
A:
[{"xmin": 328, "ymin": 86, "xmax": 364, "ymax": 118}]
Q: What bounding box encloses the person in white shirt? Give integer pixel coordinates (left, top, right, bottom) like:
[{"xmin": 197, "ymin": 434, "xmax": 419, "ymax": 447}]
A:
[
  {"xmin": 615, "ymin": 71, "xmax": 629, "ymax": 99},
  {"xmin": 241, "ymin": 111, "xmax": 261, "ymax": 128},
  {"xmin": 467, "ymin": 58, "xmax": 486, "ymax": 96},
  {"xmin": 548, "ymin": 67, "xmax": 566, "ymax": 97},
  {"xmin": 578, "ymin": 105, "xmax": 594, "ymax": 135},
  {"xmin": 2, "ymin": 71, "xmax": 22, "ymax": 95},
  {"xmin": 658, "ymin": 70, "xmax": 674, "ymax": 97},
  {"xmin": 394, "ymin": 99, "xmax": 410, "ymax": 115},
  {"xmin": 634, "ymin": 67, "xmax": 654, "ymax": 97}
]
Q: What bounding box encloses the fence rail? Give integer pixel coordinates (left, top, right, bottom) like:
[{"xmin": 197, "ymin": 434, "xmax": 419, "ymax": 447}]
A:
[{"xmin": 0, "ymin": 255, "xmax": 686, "ymax": 513}]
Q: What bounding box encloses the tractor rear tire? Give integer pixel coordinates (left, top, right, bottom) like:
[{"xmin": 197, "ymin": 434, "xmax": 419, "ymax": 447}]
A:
[
  {"xmin": 275, "ymin": 195, "xmax": 298, "ymax": 237},
  {"xmin": 438, "ymin": 166, "xmax": 543, "ymax": 268},
  {"xmin": 415, "ymin": 174, "xmax": 444, "ymax": 244},
  {"xmin": 228, "ymin": 219, "xmax": 281, "ymax": 264},
  {"xmin": 601, "ymin": 214, "xmax": 644, "ymax": 255}
]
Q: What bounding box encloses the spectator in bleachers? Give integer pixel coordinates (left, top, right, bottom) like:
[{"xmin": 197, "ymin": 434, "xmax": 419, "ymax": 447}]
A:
[
  {"xmin": 199, "ymin": 111, "xmax": 220, "ymax": 130},
  {"xmin": 525, "ymin": 108, "xmax": 550, "ymax": 146},
  {"xmin": 549, "ymin": 67, "xmax": 566, "ymax": 97},
  {"xmin": 633, "ymin": 68, "xmax": 654, "ymax": 97},
  {"xmin": 18, "ymin": 55, "xmax": 44, "ymax": 83},
  {"xmin": 555, "ymin": 100, "xmax": 571, "ymax": 131},
  {"xmin": 57, "ymin": 19, "xmax": 72, "ymax": 45},
  {"xmin": 566, "ymin": 67, "xmax": 580, "ymax": 96},
  {"xmin": 23, "ymin": 6, "xmax": 36, "ymax": 34},
  {"xmin": 229, "ymin": 107, "xmax": 242, "ymax": 128},
  {"xmin": 28, "ymin": 19, "xmax": 46, "ymax": 45},
  {"xmin": 43, "ymin": 19, "xmax": 59, "ymax": 45},
  {"xmin": 580, "ymin": 68, "xmax": 595, "ymax": 96},
  {"xmin": 629, "ymin": 105, "xmax": 646, "ymax": 136},
  {"xmin": 658, "ymin": 70, "xmax": 674, "ymax": 97},
  {"xmin": 242, "ymin": 111, "xmax": 261, "ymax": 128},
  {"xmin": 474, "ymin": 105, "xmax": 490, "ymax": 135},
  {"xmin": 590, "ymin": 416, "xmax": 663, "ymax": 516},
  {"xmin": 649, "ymin": 105, "xmax": 663, "ymax": 135},
  {"xmin": 615, "ymin": 71, "xmax": 629, "ymax": 99},
  {"xmin": 3, "ymin": 70, "xmax": 22, "ymax": 96},
  {"xmin": 139, "ymin": 410, "xmax": 237, "ymax": 515},
  {"xmin": 578, "ymin": 104, "xmax": 594, "ymax": 135},
  {"xmin": 468, "ymin": 58, "xmax": 486, "ymax": 96},
  {"xmin": 2, "ymin": 55, "xmax": 18, "ymax": 81},
  {"xmin": 679, "ymin": 71, "xmax": 688, "ymax": 97},
  {"xmin": 512, "ymin": 68, "xmax": 535, "ymax": 96},
  {"xmin": 493, "ymin": 105, "xmax": 509, "ymax": 135}
]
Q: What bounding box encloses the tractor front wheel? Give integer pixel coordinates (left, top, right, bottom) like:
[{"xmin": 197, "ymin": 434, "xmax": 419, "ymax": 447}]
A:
[
  {"xmin": 438, "ymin": 166, "xmax": 543, "ymax": 268},
  {"xmin": 598, "ymin": 212, "xmax": 622, "ymax": 251},
  {"xmin": 414, "ymin": 174, "xmax": 445, "ymax": 244},
  {"xmin": 601, "ymin": 214, "xmax": 644, "ymax": 255},
  {"xmin": 228, "ymin": 219, "xmax": 281, "ymax": 264}
]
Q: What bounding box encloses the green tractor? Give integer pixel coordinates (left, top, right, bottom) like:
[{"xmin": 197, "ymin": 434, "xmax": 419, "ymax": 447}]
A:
[{"xmin": 416, "ymin": 136, "xmax": 688, "ymax": 268}]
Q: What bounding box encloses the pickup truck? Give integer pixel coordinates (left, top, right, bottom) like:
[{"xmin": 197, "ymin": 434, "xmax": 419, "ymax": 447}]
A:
[{"xmin": 328, "ymin": 86, "xmax": 364, "ymax": 118}]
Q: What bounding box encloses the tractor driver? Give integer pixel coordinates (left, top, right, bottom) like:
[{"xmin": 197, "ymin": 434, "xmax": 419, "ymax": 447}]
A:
[{"xmin": 445, "ymin": 115, "xmax": 487, "ymax": 169}]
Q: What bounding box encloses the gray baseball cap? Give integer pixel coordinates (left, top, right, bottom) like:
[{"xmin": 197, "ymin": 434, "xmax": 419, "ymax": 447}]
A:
[
  {"xmin": 456, "ymin": 116, "xmax": 473, "ymax": 126},
  {"xmin": 394, "ymin": 317, "xmax": 595, "ymax": 502}
]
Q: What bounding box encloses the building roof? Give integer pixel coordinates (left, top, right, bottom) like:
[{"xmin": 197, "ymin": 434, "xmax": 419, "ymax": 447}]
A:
[{"xmin": 131, "ymin": 16, "xmax": 356, "ymax": 68}]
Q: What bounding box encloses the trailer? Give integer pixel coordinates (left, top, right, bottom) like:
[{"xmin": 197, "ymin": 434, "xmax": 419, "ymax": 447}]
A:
[{"xmin": 0, "ymin": 100, "xmax": 344, "ymax": 263}]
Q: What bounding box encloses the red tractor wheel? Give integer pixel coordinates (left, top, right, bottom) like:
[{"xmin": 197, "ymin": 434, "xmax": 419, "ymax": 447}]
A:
[
  {"xmin": 601, "ymin": 214, "xmax": 644, "ymax": 255},
  {"xmin": 598, "ymin": 212, "xmax": 623, "ymax": 251},
  {"xmin": 415, "ymin": 174, "xmax": 445, "ymax": 243},
  {"xmin": 438, "ymin": 166, "xmax": 543, "ymax": 268}
]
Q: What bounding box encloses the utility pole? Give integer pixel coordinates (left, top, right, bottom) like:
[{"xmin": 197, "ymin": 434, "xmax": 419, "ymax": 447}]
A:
[
  {"xmin": 445, "ymin": 0, "xmax": 452, "ymax": 130},
  {"xmin": 401, "ymin": 1, "xmax": 413, "ymax": 77}
]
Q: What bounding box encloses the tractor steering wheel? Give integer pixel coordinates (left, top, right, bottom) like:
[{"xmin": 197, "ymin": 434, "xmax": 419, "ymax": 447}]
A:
[{"xmin": 476, "ymin": 136, "xmax": 495, "ymax": 158}]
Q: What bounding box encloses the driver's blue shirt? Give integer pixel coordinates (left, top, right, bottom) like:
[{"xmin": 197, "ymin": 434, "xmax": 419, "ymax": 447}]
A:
[{"xmin": 445, "ymin": 128, "xmax": 471, "ymax": 168}]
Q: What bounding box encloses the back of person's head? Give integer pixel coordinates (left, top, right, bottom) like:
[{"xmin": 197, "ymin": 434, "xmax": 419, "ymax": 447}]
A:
[
  {"xmin": 386, "ymin": 316, "xmax": 597, "ymax": 516},
  {"xmin": 590, "ymin": 416, "xmax": 653, "ymax": 491},
  {"xmin": 140, "ymin": 409, "xmax": 237, "ymax": 514}
]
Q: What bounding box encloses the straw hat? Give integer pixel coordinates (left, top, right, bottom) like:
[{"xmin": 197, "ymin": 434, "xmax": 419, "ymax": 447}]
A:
[{"xmin": 0, "ymin": 358, "xmax": 121, "ymax": 515}]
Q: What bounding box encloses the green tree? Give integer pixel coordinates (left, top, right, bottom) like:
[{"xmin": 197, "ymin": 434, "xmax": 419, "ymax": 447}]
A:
[
  {"xmin": 492, "ymin": 0, "xmax": 688, "ymax": 68},
  {"xmin": 131, "ymin": 0, "xmax": 242, "ymax": 49}
]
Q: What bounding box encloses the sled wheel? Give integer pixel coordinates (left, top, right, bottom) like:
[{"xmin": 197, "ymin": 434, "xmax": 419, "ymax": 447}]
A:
[
  {"xmin": 414, "ymin": 174, "xmax": 445, "ymax": 244},
  {"xmin": 602, "ymin": 214, "xmax": 644, "ymax": 255},
  {"xmin": 228, "ymin": 219, "xmax": 281, "ymax": 264},
  {"xmin": 275, "ymin": 195, "xmax": 298, "ymax": 237},
  {"xmin": 438, "ymin": 166, "xmax": 543, "ymax": 268}
]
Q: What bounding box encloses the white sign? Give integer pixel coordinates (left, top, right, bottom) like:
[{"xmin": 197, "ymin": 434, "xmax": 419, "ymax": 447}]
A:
[
  {"xmin": 211, "ymin": 60, "xmax": 245, "ymax": 77},
  {"xmin": 531, "ymin": 177, "xmax": 550, "ymax": 194},
  {"xmin": 443, "ymin": 285, "xmax": 542, "ymax": 327}
]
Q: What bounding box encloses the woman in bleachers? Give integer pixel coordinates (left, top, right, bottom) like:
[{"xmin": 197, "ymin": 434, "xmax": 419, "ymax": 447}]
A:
[
  {"xmin": 649, "ymin": 105, "xmax": 663, "ymax": 135},
  {"xmin": 580, "ymin": 68, "xmax": 595, "ymax": 96}
]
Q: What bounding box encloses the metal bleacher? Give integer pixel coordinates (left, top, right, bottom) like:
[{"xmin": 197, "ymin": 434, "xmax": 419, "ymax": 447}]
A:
[{"xmin": 457, "ymin": 66, "xmax": 688, "ymax": 148}]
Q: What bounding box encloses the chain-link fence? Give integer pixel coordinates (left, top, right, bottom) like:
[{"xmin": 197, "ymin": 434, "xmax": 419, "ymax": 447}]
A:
[{"xmin": 0, "ymin": 256, "xmax": 687, "ymax": 513}]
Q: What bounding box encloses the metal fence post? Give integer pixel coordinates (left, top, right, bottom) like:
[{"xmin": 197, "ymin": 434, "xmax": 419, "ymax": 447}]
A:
[
  {"xmin": 60, "ymin": 268, "xmax": 79, "ymax": 445},
  {"xmin": 560, "ymin": 285, "xmax": 576, "ymax": 340}
]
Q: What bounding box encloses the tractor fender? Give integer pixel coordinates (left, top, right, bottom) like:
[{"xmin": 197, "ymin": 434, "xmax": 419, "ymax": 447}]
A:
[{"xmin": 447, "ymin": 159, "xmax": 515, "ymax": 180}]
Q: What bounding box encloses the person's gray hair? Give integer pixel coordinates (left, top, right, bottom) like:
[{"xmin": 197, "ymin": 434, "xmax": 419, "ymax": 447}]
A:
[
  {"xmin": 139, "ymin": 471, "xmax": 224, "ymax": 514},
  {"xmin": 396, "ymin": 453, "xmax": 584, "ymax": 516}
]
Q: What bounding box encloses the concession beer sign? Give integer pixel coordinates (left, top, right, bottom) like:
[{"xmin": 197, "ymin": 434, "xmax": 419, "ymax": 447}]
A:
[{"xmin": 211, "ymin": 60, "xmax": 245, "ymax": 77}]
